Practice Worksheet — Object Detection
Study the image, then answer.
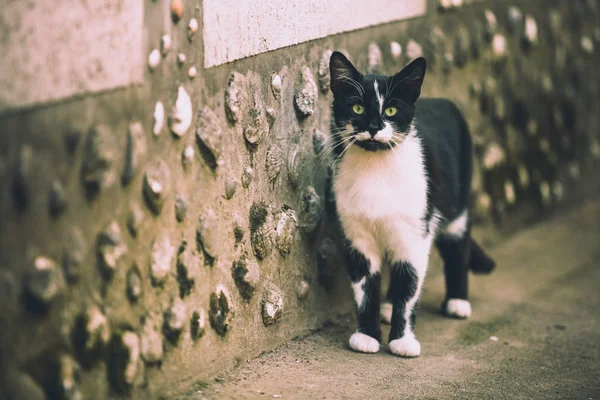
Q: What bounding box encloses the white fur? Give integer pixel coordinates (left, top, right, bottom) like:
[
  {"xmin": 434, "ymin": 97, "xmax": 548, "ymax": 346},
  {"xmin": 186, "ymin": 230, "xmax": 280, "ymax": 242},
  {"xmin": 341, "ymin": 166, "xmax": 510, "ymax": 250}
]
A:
[
  {"xmin": 349, "ymin": 332, "xmax": 380, "ymax": 353},
  {"xmin": 389, "ymin": 333, "xmax": 421, "ymax": 357},
  {"xmin": 380, "ymin": 302, "xmax": 392, "ymax": 324},
  {"xmin": 374, "ymin": 81, "xmax": 384, "ymax": 113},
  {"xmin": 352, "ymin": 277, "xmax": 366, "ymax": 309},
  {"xmin": 355, "ymin": 122, "xmax": 394, "ymax": 143},
  {"xmin": 444, "ymin": 210, "xmax": 468, "ymax": 238},
  {"xmin": 445, "ymin": 298, "xmax": 472, "ymax": 319}
]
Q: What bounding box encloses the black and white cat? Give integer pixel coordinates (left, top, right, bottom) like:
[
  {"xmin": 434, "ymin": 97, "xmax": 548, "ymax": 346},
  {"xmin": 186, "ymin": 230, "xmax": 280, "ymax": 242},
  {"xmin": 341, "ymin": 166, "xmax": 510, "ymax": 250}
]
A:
[{"xmin": 328, "ymin": 51, "xmax": 496, "ymax": 357}]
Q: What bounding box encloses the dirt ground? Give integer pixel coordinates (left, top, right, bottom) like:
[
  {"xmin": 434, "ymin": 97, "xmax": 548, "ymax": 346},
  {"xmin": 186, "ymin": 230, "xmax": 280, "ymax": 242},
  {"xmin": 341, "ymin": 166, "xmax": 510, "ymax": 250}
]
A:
[{"xmin": 176, "ymin": 200, "xmax": 600, "ymax": 400}]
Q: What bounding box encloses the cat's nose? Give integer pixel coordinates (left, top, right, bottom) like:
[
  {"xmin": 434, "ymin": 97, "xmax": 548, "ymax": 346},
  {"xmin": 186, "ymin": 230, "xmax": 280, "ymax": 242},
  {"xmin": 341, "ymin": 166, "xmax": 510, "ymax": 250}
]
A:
[{"xmin": 368, "ymin": 129, "xmax": 378, "ymax": 138}]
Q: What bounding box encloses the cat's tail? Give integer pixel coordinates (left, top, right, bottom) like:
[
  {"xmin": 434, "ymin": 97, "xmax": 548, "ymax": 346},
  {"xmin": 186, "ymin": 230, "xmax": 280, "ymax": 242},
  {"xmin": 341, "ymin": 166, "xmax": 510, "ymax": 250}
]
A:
[{"xmin": 468, "ymin": 238, "xmax": 496, "ymax": 274}]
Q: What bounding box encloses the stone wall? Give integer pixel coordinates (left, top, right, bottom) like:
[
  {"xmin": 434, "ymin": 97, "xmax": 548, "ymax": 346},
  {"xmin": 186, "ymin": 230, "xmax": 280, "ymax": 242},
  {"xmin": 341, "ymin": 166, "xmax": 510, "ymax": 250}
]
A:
[{"xmin": 1, "ymin": 0, "xmax": 599, "ymax": 398}]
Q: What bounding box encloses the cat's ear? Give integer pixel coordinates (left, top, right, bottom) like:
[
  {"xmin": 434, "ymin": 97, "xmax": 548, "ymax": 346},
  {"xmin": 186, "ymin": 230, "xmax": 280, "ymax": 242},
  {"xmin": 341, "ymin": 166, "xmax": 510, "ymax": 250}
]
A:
[
  {"xmin": 330, "ymin": 51, "xmax": 362, "ymax": 93},
  {"xmin": 393, "ymin": 57, "xmax": 427, "ymax": 102}
]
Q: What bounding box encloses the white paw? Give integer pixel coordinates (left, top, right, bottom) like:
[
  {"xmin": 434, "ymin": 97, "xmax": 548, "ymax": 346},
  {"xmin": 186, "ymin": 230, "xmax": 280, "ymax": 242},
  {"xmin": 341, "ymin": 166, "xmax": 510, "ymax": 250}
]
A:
[
  {"xmin": 348, "ymin": 332, "xmax": 380, "ymax": 353},
  {"xmin": 380, "ymin": 302, "xmax": 392, "ymax": 324},
  {"xmin": 389, "ymin": 335, "xmax": 421, "ymax": 358},
  {"xmin": 445, "ymin": 298, "xmax": 472, "ymax": 319}
]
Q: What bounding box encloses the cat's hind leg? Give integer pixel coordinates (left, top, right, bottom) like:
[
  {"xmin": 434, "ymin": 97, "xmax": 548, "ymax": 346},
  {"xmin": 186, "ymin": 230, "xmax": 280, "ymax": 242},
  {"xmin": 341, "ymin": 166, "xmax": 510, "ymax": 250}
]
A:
[
  {"xmin": 345, "ymin": 243, "xmax": 382, "ymax": 353},
  {"xmin": 437, "ymin": 213, "xmax": 472, "ymax": 319}
]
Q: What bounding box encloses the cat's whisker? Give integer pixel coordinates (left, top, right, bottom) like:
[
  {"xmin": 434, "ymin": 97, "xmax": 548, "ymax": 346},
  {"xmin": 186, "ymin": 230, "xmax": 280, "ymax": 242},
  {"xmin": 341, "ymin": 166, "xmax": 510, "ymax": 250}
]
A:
[{"xmin": 312, "ymin": 134, "xmax": 356, "ymax": 177}]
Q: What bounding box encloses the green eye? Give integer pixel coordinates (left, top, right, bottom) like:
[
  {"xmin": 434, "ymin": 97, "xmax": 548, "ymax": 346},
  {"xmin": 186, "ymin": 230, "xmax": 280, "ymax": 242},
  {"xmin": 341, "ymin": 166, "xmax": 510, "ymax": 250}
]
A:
[
  {"xmin": 384, "ymin": 107, "xmax": 398, "ymax": 117},
  {"xmin": 352, "ymin": 104, "xmax": 365, "ymax": 115}
]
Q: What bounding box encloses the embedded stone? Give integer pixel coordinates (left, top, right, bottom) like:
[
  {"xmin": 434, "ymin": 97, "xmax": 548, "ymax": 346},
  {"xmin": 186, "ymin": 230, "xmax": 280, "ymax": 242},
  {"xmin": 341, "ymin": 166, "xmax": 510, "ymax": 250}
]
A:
[
  {"xmin": 296, "ymin": 280, "xmax": 310, "ymax": 300},
  {"xmin": 175, "ymin": 194, "xmax": 188, "ymax": 222},
  {"xmin": 473, "ymin": 193, "xmax": 492, "ymax": 219},
  {"xmin": 182, "ymin": 145, "xmax": 195, "ymax": 169},
  {"xmin": 122, "ymin": 122, "xmax": 147, "ymax": 185},
  {"xmin": 516, "ymin": 165, "xmax": 530, "ymax": 188},
  {"xmin": 224, "ymin": 178, "xmax": 238, "ymax": 200},
  {"xmin": 438, "ymin": 0, "xmax": 452, "ymax": 11},
  {"xmin": 141, "ymin": 322, "xmax": 163, "ymax": 363},
  {"xmin": 126, "ymin": 265, "xmax": 142, "ymax": 301},
  {"xmin": 287, "ymin": 146, "xmax": 301, "ymax": 188},
  {"xmin": 313, "ymin": 129, "xmax": 327, "ymax": 154},
  {"xmin": 26, "ymin": 256, "xmax": 64, "ymax": 308},
  {"xmin": 107, "ymin": 331, "xmax": 143, "ymax": 392},
  {"xmin": 274, "ymin": 207, "xmax": 298, "ymax": 256},
  {"xmin": 318, "ymin": 50, "xmax": 333, "ymax": 93},
  {"xmin": 188, "ymin": 66, "xmax": 198, "ymax": 79},
  {"xmin": 177, "ymin": 53, "xmax": 187, "ymax": 66},
  {"xmin": 539, "ymin": 182, "xmax": 551, "ymax": 207},
  {"xmin": 553, "ymin": 181, "xmax": 564, "ymax": 201},
  {"xmin": 233, "ymin": 222, "xmax": 244, "ymax": 243},
  {"xmin": 241, "ymin": 166, "xmax": 253, "ymax": 188},
  {"xmin": 49, "ymin": 180, "xmax": 68, "ymax": 217},
  {"xmin": 143, "ymin": 158, "xmax": 171, "ymax": 214},
  {"xmin": 469, "ymin": 82, "xmax": 481, "ymax": 98},
  {"xmin": 299, "ymin": 186, "xmax": 321, "ymax": 233},
  {"xmin": 507, "ymin": 6, "xmax": 523, "ymax": 33},
  {"xmin": 266, "ymin": 145, "xmax": 284, "ymax": 183},
  {"xmin": 568, "ymin": 162, "xmax": 580, "ymax": 180},
  {"xmin": 188, "ymin": 18, "xmax": 199, "ymax": 40},
  {"xmin": 196, "ymin": 107, "xmax": 224, "ymax": 169},
  {"xmin": 261, "ymin": 283, "xmax": 284, "ymax": 326},
  {"xmin": 63, "ymin": 227, "xmax": 86, "ymax": 282},
  {"xmin": 522, "ymin": 15, "xmax": 538, "ymax": 49},
  {"xmin": 164, "ymin": 298, "xmax": 187, "ymax": 340},
  {"xmin": 249, "ymin": 202, "xmax": 272, "ymax": 259},
  {"xmin": 225, "ymin": 72, "xmax": 247, "ymax": 123},
  {"xmin": 169, "ymin": 86, "xmax": 193, "ymax": 138},
  {"xmin": 367, "ymin": 42, "xmax": 382, "ymax": 74},
  {"xmin": 160, "ymin": 35, "xmax": 172, "ymax": 56},
  {"xmin": 491, "ymin": 34, "xmax": 508, "ymax": 59},
  {"xmin": 126, "ymin": 203, "xmax": 144, "ymax": 238},
  {"xmin": 271, "ymin": 74, "xmax": 282, "ymax": 100},
  {"xmin": 406, "ymin": 39, "xmax": 423, "ymax": 60},
  {"xmin": 424, "ymin": 28, "xmax": 445, "ymax": 65},
  {"xmin": 504, "ymin": 180, "xmax": 516, "ymax": 205},
  {"xmin": 81, "ymin": 125, "xmax": 119, "ymax": 195},
  {"xmin": 209, "ymin": 285, "xmax": 234, "ymax": 336},
  {"xmin": 148, "ymin": 49, "xmax": 160, "ymax": 70},
  {"xmin": 442, "ymin": 53, "xmax": 454, "ymax": 74},
  {"xmin": 390, "ymin": 41, "xmax": 402, "ymax": 61},
  {"xmin": 74, "ymin": 305, "xmax": 110, "ymax": 367},
  {"xmin": 483, "ymin": 9, "xmax": 498, "ymax": 41},
  {"xmin": 232, "ymin": 256, "xmax": 261, "ymax": 301},
  {"xmin": 96, "ymin": 222, "xmax": 127, "ymax": 278},
  {"xmin": 318, "ymin": 237, "xmax": 338, "ymax": 261},
  {"xmin": 153, "ymin": 101, "xmax": 164, "ymax": 136},
  {"xmin": 492, "ymin": 96, "xmax": 507, "ymax": 122},
  {"xmin": 266, "ymin": 107, "xmax": 277, "ymax": 127},
  {"xmin": 58, "ymin": 354, "xmax": 82, "ymax": 400},
  {"xmin": 190, "ymin": 308, "xmax": 207, "ymax": 340},
  {"xmin": 483, "ymin": 143, "xmax": 505, "ymax": 170},
  {"xmin": 197, "ymin": 208, "xmax": 219, "ymax": 258},
  {"xmin": 176, "ymin": 241, "xmax": 196, "ymax": 298},
  {"xmin": 244, "ymin": 100, "xmax": 268, "ymax": 145},
  {"xmin": 294, "ymin": 67, "xmax": 318, "ymax": 117},
  {"xmin": 171, "ymin": 0, "xmax": 183, "ymax": 22},
  {"xmin": 581, "ymin": 36, "xmax": 594, "ymax": 54},
  {"xmin": 150, "ymin": 235, "xmax": 175, "ymax": 284}
]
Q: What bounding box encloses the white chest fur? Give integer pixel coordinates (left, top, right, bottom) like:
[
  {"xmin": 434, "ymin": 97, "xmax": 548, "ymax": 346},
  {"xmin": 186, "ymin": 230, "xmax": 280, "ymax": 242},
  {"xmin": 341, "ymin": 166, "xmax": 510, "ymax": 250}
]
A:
[
  {"xmin": 333, "ymin": 135, "xmax": 431, "ymax": 267},
  {"xmin": 333, "ymin": 135, "xmax": 428, "ymax": 222}
]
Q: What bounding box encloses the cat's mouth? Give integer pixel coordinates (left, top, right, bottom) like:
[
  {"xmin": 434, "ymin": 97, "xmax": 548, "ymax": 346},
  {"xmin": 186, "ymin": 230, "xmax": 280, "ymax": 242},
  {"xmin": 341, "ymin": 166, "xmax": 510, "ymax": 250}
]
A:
[{"xmin": 354, "ymin": 138, "xmax": 396, "ymax": 152}]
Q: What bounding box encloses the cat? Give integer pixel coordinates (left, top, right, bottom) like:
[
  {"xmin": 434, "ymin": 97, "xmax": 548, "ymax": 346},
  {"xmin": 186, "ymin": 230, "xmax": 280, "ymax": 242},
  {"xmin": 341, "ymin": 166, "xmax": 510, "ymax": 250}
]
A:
[{"xmin": 328, "ymin": 51, "xmax": 496, "ymax": 357}]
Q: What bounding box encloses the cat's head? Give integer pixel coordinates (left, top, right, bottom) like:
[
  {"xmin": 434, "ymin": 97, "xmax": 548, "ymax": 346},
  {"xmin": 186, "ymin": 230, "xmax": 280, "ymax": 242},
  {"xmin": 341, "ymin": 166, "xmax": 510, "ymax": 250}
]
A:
[{"xmin": 329, "ymin": 51, "xmax": 426, "ymax": 152}]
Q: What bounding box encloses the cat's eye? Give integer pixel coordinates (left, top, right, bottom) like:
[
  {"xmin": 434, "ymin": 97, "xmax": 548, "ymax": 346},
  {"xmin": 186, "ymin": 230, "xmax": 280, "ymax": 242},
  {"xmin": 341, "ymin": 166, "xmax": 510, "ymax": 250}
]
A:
[
  {"xmin": 352, "ymin": 104, "xmax": 365, "ymax": 115},
  {"xmin": 384, "ymin": 107, "xmax": 398, "ymax": 117}
]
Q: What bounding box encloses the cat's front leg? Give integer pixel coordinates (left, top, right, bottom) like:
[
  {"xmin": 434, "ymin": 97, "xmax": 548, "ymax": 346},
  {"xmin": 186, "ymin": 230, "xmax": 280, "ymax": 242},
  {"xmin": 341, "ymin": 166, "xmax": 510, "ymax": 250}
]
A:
[
  {"xmin": 388, "ymin": 240, "xmax": 431, "ymax": 358},
  {"xmin": 345, "ymin": 243, "xmax": 382, "ymax": 354}
]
